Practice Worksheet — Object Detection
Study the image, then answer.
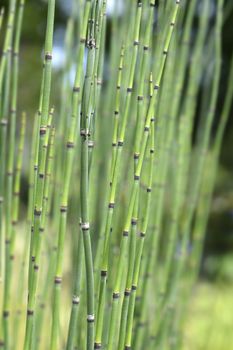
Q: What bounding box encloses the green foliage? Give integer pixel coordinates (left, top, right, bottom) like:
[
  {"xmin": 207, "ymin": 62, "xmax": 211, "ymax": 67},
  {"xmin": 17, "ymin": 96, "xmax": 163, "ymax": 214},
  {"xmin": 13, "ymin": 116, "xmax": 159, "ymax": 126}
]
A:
[{"xmin": 0, "ymin": 1, "xmax": 232, "ymax": 350}]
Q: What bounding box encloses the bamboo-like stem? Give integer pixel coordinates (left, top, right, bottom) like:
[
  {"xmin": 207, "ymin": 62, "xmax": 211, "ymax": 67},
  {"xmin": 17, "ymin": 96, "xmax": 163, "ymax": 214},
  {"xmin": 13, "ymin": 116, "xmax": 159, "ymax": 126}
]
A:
[
  {"xmin": 49, "ymin": 1, "xmax": 92, "ymax": 349},
  {"xmin": 95, "ymin": 5, "xmax": 142, "ymax": 348},
  {"xmin": 24, "ymin": 1, "xmax": 56, "ymax": 347}
]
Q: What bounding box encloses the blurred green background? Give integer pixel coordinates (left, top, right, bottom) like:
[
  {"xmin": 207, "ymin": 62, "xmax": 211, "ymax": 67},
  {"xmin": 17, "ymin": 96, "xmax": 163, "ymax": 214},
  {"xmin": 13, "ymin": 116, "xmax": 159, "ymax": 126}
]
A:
[{"xmin": 0, "ymin": 1, "xmax": 232, "ymax": 348}]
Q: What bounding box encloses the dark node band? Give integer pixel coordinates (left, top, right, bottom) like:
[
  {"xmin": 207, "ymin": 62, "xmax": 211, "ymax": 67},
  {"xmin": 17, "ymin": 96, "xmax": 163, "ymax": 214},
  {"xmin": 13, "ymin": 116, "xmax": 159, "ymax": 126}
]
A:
[
  {"xmin": 80, "ymin": 37, "xmax": 86, "ymax": 43},
  {"xmin": 34, "ymin": 165, "xmax": 38, "ymax": 170},
  {"xmin": 55, "ymin": 276, "xmax": 62, "ymax": 284},
  {"xmin": 39, "ymin": 173, "xmax": 44, "ymax": 179},
  {"xmin": 125, "ymin": 346, "xmax": 131, "ymax": 350},
  {"xmin": 87, "ymin": 315, "xmax": 95, "ymax": 322},
  {"xmin": 134, "ymin": 175, "xmax": 140, "ymax": 181},
  {"xmin": 72, "ymin": 297, "xmax": 80, "ymax": 305},
  {"xmin": 60, "ymin": 206, "xmax": 68, "ymax": 212},
  {"xmin": 67, "ymin": 141, "xmax": 74, "ymax": 148},
  {"xmin": 147, "ymin": 188, "xmax": 152, "ymax": 193},
  {"xmin": 73, "ymin": 86, "xmax": 80, "ymax": 92},
  {"xmin": 40, "ymin": 127, "xmax": 46, "ymax": 135},
  {"xmin": 31, "ymin": 256, "xmax": 35, "ymax": 262},
  {"xmin": 132, "ymin": 285, "xmax": 137, "ymax": 290},
  {"xmin": 94, "ymin": 343, "xmax": 102, "ymax": 349},
  {"xmin": 112, "ymin": 142, "xmax": 117, "ymax": 147},
  {"xmin": 88, "ymin": 141, "xmax": 94, "ymax": 148},
  {"xmin": 154, "ymin": 84, "xmax": 159, "ymax": 90},
  {"xmin": 137, "ymin": 95, "xmax": 143, "ymax": 101},
  {"xmin": 134, "ymin": 153, "xmax": 139, "ymax": 160},
  {"xmin": 39, "ymin": 227, "xmax": 44, "ymax": 233},
  {"xmin": 34, "ymin": 264, "xmax": 39, "ymax": 271},
  {"xmin": 134, "ymin": 40, "xmax": 139, "ymax": 46},
  {"xmin": 170, "ymin": 22, "xmax": 175, "ymax": 26},
  {"xmin": 0, "ymin": 119, "xmax": 7, "ymax": 126},
  {"xmin": 143, "ymin": 45, "xmax": 149, "ymax": 51},
  {"xmin": 144, "ymin": 126, "xmax": 149, "ymax": 132},
  {"xmin": 127, "ymin": 87, "xmax": 132, "ymax": 93},
  {"xmin": 150, "ymin": 149, "xmax": 154, "ymax": 154},
  {"xmin": 108, "ymin": 202, "xmax": 115, "ymax": 209},
  {"xmin": 45, "ymin": 53, "xmax": 52, "ymax": 60},
  {"xmin": 124, "ymin": 289, "xmax": 131, "ymax": 296},
  {"xmin": 163, "ymin": 50, "xmax": 168, "ymax": 55},
  {"xmin": 140, "ymin": 232, "xmax": 146, "ymax": 238},
  {"xmin": 101, "ymin": 270, "xmax": 107, "ymax": 277},
  {"xmin": 3, "ymin": 311, "xmax": 9, "ymax": 318},
  {"xmin": 114, "ymin": 110, "xmax": 119, "ymax": 115},
  {"xmin": 138, "ymin": 2, "xmax": 142, "ymax": 7},
  {"xmin": 131, "ymin": 218, "xmax": 137, "ymax": 225},
  {"xmin": 176, "ymin": 0, "xmax": 180, "ymax": 4},
  {"xmin": 118, "ymin": 67, "xmax": 123, "ymax": 71},
  {"xmin": 116, "ymin": 85, "xmax": 121, "ymax": 90},
  {"xmin": 34, "ymin": 208, "xmax": 42, "ymax": 216},
  {"xmin": 27, "ymin": 309, "xmax": 34, "ymax": 316},
  {"xmin": 118, "ymin": 141, "xmax": 123, "ymax": 147},
  {"xmin": 123, "ymin": 230, "xmax": 129, "ymax": 237},
  {"xmin": 150, "ymin": 1, "xmax": 156, "ymax": 6},
  {"xmin": 113, "ymin": 292, "xmax": 120, "ymax": 299},
  {"xmin": 151, "ymin": 117, "xmax": 155, "ymax": 122}
]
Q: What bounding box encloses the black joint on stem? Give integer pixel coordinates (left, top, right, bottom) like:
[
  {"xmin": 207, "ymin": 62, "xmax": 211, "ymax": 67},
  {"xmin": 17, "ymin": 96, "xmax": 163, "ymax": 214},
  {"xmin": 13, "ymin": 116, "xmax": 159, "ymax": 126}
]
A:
[
  {"xmin": 118, "ymin": 141, "xmax": 123, "ymax": 147},
  {"xmin": 140, "ymin": 232, "xmax": 146, "ymax": 238},
  {"xmin": 134, "ymin": 175, "xmax": 140, "ymax": 181},
  {"xmin": 170, "ymin": 22, "xmax": 175, "ymax": 26},
  {"xmin": 127, "ymin": 87, "xmax": 132, "ymax": 93},
  {"xmin": 73, "ymin": 86, "xmax": 80, "ymax": 92},
  {"xmin": 131, "ymin": 218, "xmax": 137, "ymax": 225},
  {"xmin": 3, "ymin": 311, "xmax": 9, "ymax": 318},
  {"xmin": 34, "ymin": 265, "xmax": 39, "ymax": 271},
  {"xmin": 143, "ymin": 45, "xmax": 149, "ymax": 51},
  {"xmin": 154, "ymin": 85, "xmax": 159, "ymax": 90},
  {"xmin": 147, "ymin": 188, "xmax": 152, "ymax": 193},
  {"xmin": 116, "ymin": 85, "xmax": 121, "ymax": 90},
  {"xmin": 114, "ymin": 110, "xmax": 119, "ymax": 115},
  {"xmin": 113, "ymin": 292, "xmax": 120, "ymax": 299},
  {"xmin": 176, "ymin": 0, "xmax": 180, "ymax": 4},
  {"xmin": 39, "ymin": 173, "xmax": 44, "ymax": 179},
  {"xmin": 137, "ymin": 95, "xmax": 143, "ymax": 101},
  {"xmin": 94, "ymin": 343, "xmax": 102, "ymax": 349},
  {"xmin": 123, "ymin": 230, "xmax": 129, "ymax": 237},
  {"xmin": 134, "ymin": 40, "xmax": 139, "ymax": 46},
  {"xmin": 0, "ymin": 119, "xmax": 7, "ymax": 126},
  {"xmin": 39, "ymin": 227, "xmax": 44, "ymax": 233},
  {"xmin": 27, "ymin": 309, "xmax": 34, "ymax": 316},
  {"xmin": 134, "ymin": 153, "xmax": 139, "ymax": 160},
  {"xmin": 125, "ymin": 346, "xmax": 131, "ymax": 350},
  {"xmin": 67, "ymin": 141, "xmax": 74, "ymax": 148},
  {"xmin": 112, "ymin": 142, "xmax": 117, "ymax": 147},
  {"xmin": 101, "ymin": 270, "xmax": 107, "ymax": 277},
  {"xmin": 163, "ymin": 50, "xmax": 168, "ymax": 55},
  {"xmin": 34, "ymin": 208, "xmax": 42, "ymax": 216},
  {"xmin": 108, "ymin": 202, "xmax": 115, "ymax": 209},
  {"xmin": 45, "ymin": 52, "xmax": 52, "ymax": 60},
  {"xmin": 132, "ymin": 285, "xmax": 137, "ymax": 290},
  {"xmin": 124, "ymin": 289, "xmax": 131, "ymax": 296},
  {"xmin": 60, "ymin": 206, "xmax": 67, "ymax": 213},
  {"xmin": 40, "ymin": 127, "xmax": 46, "ymax": 135},
  {"xmin": 150, "ymin": 149, "xmax": 154, "ymax": 154},
  {"xmin": 144, "ymin": 126, "xmax": 149, "ymax": 132},
  {"xmin": 54, "ymin": 276, "xmax": 62, "ymax": 284}
]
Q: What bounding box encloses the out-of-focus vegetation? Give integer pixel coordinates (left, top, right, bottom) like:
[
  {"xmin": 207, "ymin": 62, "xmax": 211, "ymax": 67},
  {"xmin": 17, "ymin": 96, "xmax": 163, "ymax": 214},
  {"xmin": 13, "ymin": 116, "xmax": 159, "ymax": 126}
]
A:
[{"xmin": 0, "ymin": 0, "xmax": 232, "ymax": 349}]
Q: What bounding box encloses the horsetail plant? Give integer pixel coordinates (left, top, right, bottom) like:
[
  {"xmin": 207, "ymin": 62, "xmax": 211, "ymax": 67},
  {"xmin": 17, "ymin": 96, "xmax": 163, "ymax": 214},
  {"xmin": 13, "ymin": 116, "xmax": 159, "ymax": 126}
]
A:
[{"xmin": 0, "ymin": 0, "xmax": 232, "ymax": 349}]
